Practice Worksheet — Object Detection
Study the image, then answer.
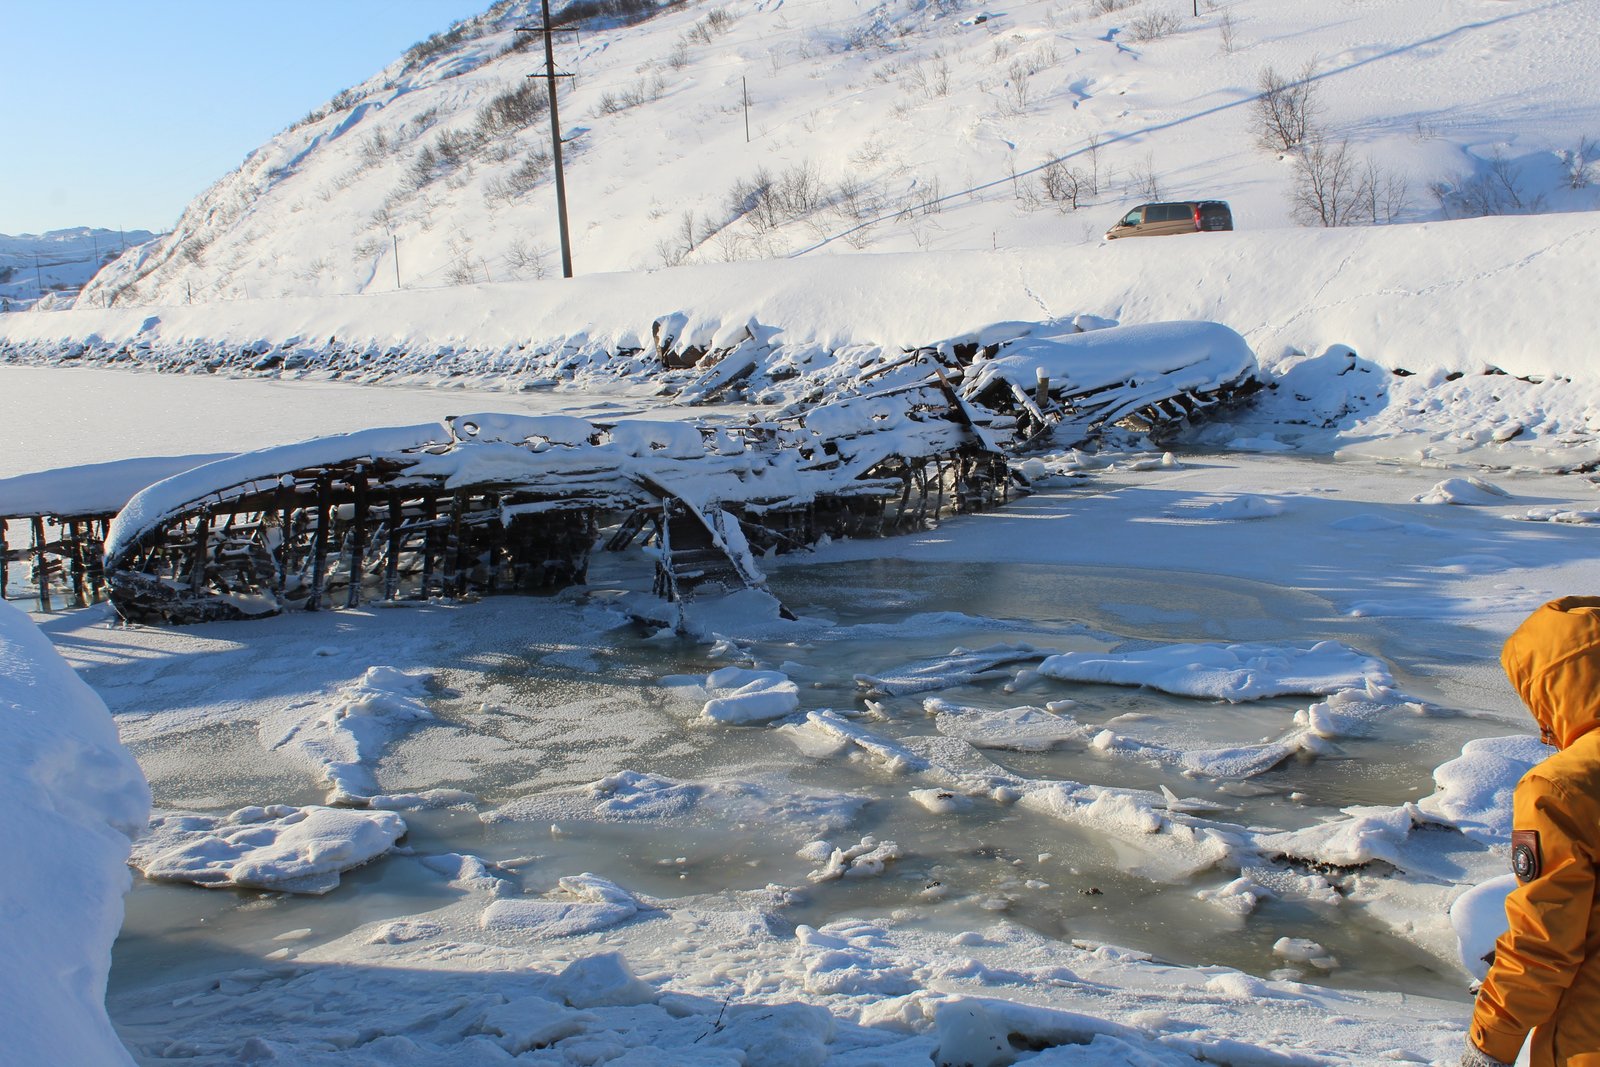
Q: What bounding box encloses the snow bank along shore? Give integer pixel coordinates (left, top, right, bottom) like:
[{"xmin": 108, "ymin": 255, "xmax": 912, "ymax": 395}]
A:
[
  {"xmin": 0, "ymin": 600, "xmax": 150, "ymax": 1065},
  {"xmin": 3, "ymin": 215, "xmax": 1599, "ymax": 419}
]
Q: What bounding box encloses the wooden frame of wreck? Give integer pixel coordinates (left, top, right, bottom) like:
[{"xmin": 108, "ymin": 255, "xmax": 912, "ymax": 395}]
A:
[{"xmin": 102, "ymin": 382, "xmax": 1015, "ymax": 625}]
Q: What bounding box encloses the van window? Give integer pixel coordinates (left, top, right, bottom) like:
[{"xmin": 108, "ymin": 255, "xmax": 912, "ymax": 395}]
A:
[{"xmin": 1122, "ymin": 210, "xmax": 1142, "ymax": 226}]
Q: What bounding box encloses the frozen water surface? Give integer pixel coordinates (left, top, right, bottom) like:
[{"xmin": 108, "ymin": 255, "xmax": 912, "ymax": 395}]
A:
[
  {"xmin": 16, "ymin": 365, "xmax": 1583, "ymax": 1058},
  {"xmin": 75, "ymin": 555, "xmax": 1481, "ymax": 1005}
]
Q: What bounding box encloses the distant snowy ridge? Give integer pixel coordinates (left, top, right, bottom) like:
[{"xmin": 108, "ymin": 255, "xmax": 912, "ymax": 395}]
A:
[{"xmin": 0, "ymin": 601, "xmax": 150, "ymax": 1066}]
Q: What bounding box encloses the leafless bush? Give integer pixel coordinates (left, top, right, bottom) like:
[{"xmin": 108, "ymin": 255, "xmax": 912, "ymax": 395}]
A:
[
  {"xmin": 1563, "ymin": 135, "xmax": 1598, "ymax": 189},
  {"xmin": 1292, "ymin": 138, "xmax": 1412, "ymax": 226},
  {"xmin": 476, "ymin": 81, "xmax": 548, "ymax": 138},
  {"xmin": 595, "ymin": 71, "xmax": 665, "ymax": 115},
  {"xmin": 668, "ymin": 38, "xmax": 691, "ymax": 69},
  {"xmin": 686, "ymin": 9, "xmax": 732, "ymax": 44},
  {"xmin": 910, "ymin": 174, "xmax": 943, "ymax": 216},
  {"xmin": 1253, "ymin": 62, "xmax": 1320, "ymax": 153},
  {"xmin": 1217, "ymin": 8, "xmax": 1239, "ymax": 53},
  {"xmin": 1128, "ymin": 11, "xmax": 1181, "ymax": 41},
  {"xmin": 447, "ymin": 259, "xmax": 483, "ymax": 286},
  {"xmin": 773, "ymin": 161, "xmax": 828, "ymax": 218},
  {"xmin": 1127, "ymin": 155, "xmax": 1162, "ymax": 200},
  {"xmin": 1290, "ymin": 136, "xmax": 1360, "ymax": 226},
  {"xmin": 1090, "ymin": 0, "xmax": 1135, "ymax": 12},
  {"xmin": 360, "ymin": 129, "xmax": 394, "ymax": 166},
  {"xmin": 503, "ymin": 237, "xmax": 550, "ymax": 280},
  {"xmin": 833, "ymin": 174, "xmax": 884, "ymax": 220},
  {"xmin": 1429, "ymin": 151, "xmax": 1547, "ymax": 218},
  {"xmin": 1039, "ymin": 158, "xmax": 1089, "ymax": 209},
  {"xmin": 1003, "ymin": 61, "xmax": 1032, "ymax": 113},
  {"xmin": 508, "ymin": 150, "xmax": 552, "ymax": 193},
  {"xmin": 725, "ymin": 168, "xmax": 778, "ymax": 231},
  {"xmin": 906, "ymin": 57, "xmax": 952, "ymax": 99}
]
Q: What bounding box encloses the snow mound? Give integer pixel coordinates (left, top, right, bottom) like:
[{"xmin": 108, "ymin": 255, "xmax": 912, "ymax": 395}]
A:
[
  {"xmin": 696, "ymin": 665, "xmax": 800, "ymax": 724},
  {"xmin": 1412, "ymin": 476, "xmax": 1511, "ymax": 505},
  {"xmin": 925, "ymin": 696, "xmax": 1085, "ymax": 751},
  {"xmin": 480, "ymin": 874, "xmax": 642, "ymax": 939},
  {"xmin": 130, "ymin": 804, "xmax": 406, "ymax": 894},
  {"xmin": 1, "ymin": 601, "xmax": 150, "ymax": 1066},
  {"xmin": 258, "ymin": 665, "xmax": 435, "ymax": 806}
]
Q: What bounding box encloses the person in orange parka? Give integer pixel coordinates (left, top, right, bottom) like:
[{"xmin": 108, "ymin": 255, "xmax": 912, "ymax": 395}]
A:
[{"xmin": 1465, "ymin": 596, "xmax": 1600, "ymax": 1067}]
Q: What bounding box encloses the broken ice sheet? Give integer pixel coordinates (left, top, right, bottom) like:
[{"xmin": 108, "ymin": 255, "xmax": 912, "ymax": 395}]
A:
[
  {"xmin": 1036, "ymin": 640, "xmax": 1392, "ymax": 702},
  {"xmin": 129, "ymin": 804, "xmax": 407, "ymax": 895},
  {"xmin": 854, "ymin": 642, "xmax": 1057, "ymax": 696},
  {"xmin": 924, "ymin": 696, "xmax": 1090, "ymax": 752}
]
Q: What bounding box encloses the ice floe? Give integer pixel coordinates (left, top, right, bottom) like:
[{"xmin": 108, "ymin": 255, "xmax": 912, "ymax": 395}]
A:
[
  {"xmin": 1035, "ymin": 640, "xmax": 1392, "ymax": 702},
  {"xmin": 480, "ymin": 874, "xmax": 645, "ymax": 939},
  {"xmin": 259, "ymin": 666, "xmax": 436, "ymax": 805},
  {"xmin": 1412, "ymin": 476, "xmax": 1511, "ymax": 505},
  {"xmin": 855, "ymin": 643, "xmax": 1054, "ymax": 697},
  {"xmin": 129, "ymin": 804, "xmax": 406, "ymax": 894}
]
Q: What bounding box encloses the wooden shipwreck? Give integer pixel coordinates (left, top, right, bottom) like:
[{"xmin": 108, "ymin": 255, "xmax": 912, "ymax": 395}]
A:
[
  {"xmin": 2, "ymin": 318, "xmax": 1262, "ymax": 622},
  {"xmin": 99, "ymin": 381, "xmax": 1013, "ymax": 625}
]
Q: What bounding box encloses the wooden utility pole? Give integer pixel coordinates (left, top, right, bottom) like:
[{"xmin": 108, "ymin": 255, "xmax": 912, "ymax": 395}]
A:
[
  {"xmin": 516, "ymin": 2, "xmax": 577, "ymax": 279},
  {"xmin": 742, "ymin": 77, "xmax": 750, "ymax": 142}
]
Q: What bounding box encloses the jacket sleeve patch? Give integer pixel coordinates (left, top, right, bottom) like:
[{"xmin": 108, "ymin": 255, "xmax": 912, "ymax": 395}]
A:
[{"xmin": 1512, "ymin": 829, "xmax": 1542, "ymax": 882}]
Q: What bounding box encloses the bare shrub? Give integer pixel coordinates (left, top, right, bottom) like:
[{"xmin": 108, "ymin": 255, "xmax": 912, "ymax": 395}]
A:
[
  {"xmin": 1292, "ymin": 138, "xmax": 1411, "ymax": 226},
  {"xmin": 503, "ymin": 237, "xmax": 550, "ymax": 280},
  {"xmin": 1003, "ymin": 62, "xmax": 1032, "ymax": 113},
  {"xmin": 1038, "ymin": 158, "xmax": 1088, "ymax": 209},
  {"xmin": 1089, "ymin": 0, "xmax": 1134, "ymax": 12},
  {"xmin": 773, "ymin": 161, "xmax": 827, "ymax": 218},
  {"xmin": 595, "ymin": 71, "xmax": 665, "ymax": 115},
  {"xmin": 1217, "ymin": 8, "xmax": 1239, "ymax": 53},
  {"xmin": 907, "ymin": 58, "xmax": 952, "ymax": 99},
  {"xmin": 475, "ymin": 81, "xmax": 547, "ymax": 138},
  {"xmin": 725, "ymin": 168, "xmax": 778, "ymax": 231},
  {"xmin": 910, "ymin": 173, "xmax": 943, "ymax": 216},
  {"xmin": 668, "ymin": 38, "xmax": 691, "ymax": 69},
  {"xmin": 1290, "ymin": 136, "xmax": 1361, "ymax": 226},
  {"xmin": 1430, "ymin": 150, "xmax": 1547, "ymax": 218},
  {"xmin": 1358, "ymin": 158, "xmax": 1410, "ymax": 224},
  {"xmin": 1127, "ymin": 155, "xmax": 1162, "ymax": 200},
  {"xmin": 834, "ymin": 174, "xmax": 884, "ymax": 220},
  {"xmin": 1253, "ymin": 61, "xmax": 1320, "ymax": 153},
  {"xmin": 1563, "ymin": 135, "xmax": 1598, "ymax": 189},
  {"xmin": 1127, "ymin": 11, "xmax": 1181, "ymax": 42},
  {"xmin": 360, "ymin": 129, "xmax": 394, "ymax": 166}
]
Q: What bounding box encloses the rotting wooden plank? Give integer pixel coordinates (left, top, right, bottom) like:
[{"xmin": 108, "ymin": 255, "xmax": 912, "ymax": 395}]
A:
[
  {"xmin": 32, "ymin": 517, "xmax": 50, "ymax": 612},
  {"xmin": 347, "ymin": 470, "xmax": 369, "ymax": 609},
  {"xmin": 308, "ymin": 476, "xmax": 331, "ymax": 612},
  {"xmin": 385, "ymin": 491, "xmax": 402, "ymax": 602}
]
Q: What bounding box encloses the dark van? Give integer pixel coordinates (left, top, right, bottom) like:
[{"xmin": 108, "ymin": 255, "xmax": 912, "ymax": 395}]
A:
[{"xmin": 1105, "ymin": 201, "xmax": 1233, "ymax": 240}]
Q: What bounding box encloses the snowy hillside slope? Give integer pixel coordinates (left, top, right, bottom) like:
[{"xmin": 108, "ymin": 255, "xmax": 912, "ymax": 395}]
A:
[{"xmin": 71, "ymin": 0, "xmax": 1600, "ymax": 308}]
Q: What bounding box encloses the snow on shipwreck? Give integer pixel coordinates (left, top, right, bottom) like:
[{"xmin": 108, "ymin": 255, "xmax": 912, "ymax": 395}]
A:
[{"xmin": 87, "ymin": 320, "xmax": 1257, "ymax": 626}]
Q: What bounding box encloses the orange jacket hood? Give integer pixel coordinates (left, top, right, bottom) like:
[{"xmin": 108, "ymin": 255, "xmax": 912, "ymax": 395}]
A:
[{"xmin": 1502, "ymin": 596, "xmax": 1600, "ymax": 749}]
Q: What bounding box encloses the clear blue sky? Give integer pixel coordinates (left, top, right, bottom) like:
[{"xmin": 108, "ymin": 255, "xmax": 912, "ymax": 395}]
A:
[{"xmin": 0, "ymin": 1, "xmax": 493, "ymax": 236}]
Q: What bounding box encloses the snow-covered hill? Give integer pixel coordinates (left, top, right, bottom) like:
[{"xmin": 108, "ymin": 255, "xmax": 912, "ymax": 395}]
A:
[
  {"xmin": 71, "ymin": 0, "xmax": 1600, "ymax": 308},
  {"xmin": 0, "ymin": 228, "xmax": 158, "ymax": 311}
]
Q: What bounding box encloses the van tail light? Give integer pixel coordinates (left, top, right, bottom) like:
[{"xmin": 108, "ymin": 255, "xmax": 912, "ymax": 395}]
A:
[{"xmin": 1192, "ymin": 205, "xmax": 1201, "ymax": 228}]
